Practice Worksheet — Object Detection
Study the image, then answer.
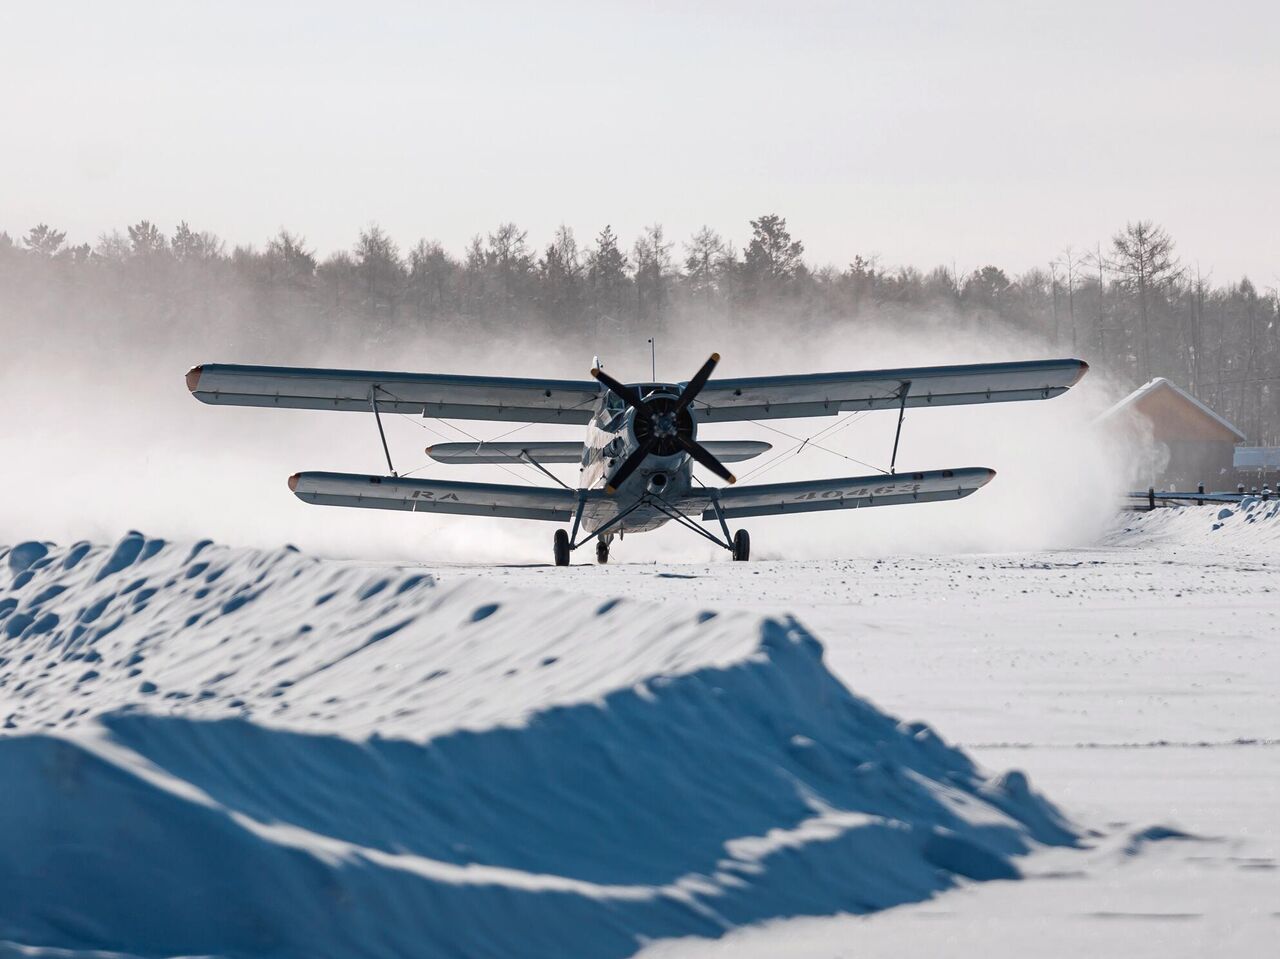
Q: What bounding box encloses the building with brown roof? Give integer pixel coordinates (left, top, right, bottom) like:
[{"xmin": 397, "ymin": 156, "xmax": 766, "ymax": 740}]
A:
[{"xmin": 1097, "ymin": 378, "xmax": 1246, "ymax": 491}]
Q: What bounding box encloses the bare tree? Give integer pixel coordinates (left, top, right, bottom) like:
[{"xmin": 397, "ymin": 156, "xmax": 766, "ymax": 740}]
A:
[
  {"xmin": 1054, "ymin": 245, "xmax": 1083, "ymax": 351},
  {"xmin": 1109, "ymin": 220, "xmax": 1182, "ymax": 382},
  {"xmin": 633, "ymin": 224, "xmax": 673, "ymax": 324},
  {"xmin": 683, "ymin": 226, "xmax": 731, "ymax": 298},
  {"xmin": 408, "ymin": 239, "xmax": 455, "ymax": 317},
  {"xmin": 537, "ymin": 226, "xmax": 584, "ymax": 325},
  {"xmin": 353, "ymin": 224, "xmax": 404, "ymax": 320}
]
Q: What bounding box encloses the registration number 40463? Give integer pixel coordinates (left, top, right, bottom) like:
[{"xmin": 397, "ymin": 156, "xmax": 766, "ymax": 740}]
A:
[{"xmin": 790, "ymin": 483, "xmax": 920, "ymax": 502}]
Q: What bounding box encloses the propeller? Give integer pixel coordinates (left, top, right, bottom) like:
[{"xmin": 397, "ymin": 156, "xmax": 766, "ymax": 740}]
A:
[{"xmin": 591, "ymin": 353, "xmax": 736, "ymax": 494}]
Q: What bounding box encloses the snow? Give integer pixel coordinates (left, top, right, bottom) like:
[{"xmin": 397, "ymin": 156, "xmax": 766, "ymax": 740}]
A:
[
  {"xmin": 1106, "ymin": 494, "xmax": 1280, "ymax": 547},
  {"xmin": 2, "ymin": 533, "xmax": 1076, "ymax": 959},
  {"xmin": 1, "ymin": 503, "xmax": 1276, "ymax": 958}
]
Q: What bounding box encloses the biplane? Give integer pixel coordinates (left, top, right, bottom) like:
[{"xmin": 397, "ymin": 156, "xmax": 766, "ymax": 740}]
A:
[{"xmin": 185, "ymin": 354, "xmax": 1088, "ymax": 564}]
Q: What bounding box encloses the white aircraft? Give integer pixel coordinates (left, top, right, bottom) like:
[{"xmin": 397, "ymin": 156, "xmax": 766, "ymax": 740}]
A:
[{"xmin": 185, "ymin": 354, "xmax": 1088, "ymax": 564}]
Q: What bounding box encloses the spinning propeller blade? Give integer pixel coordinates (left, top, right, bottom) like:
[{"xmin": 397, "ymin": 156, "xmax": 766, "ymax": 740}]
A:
[
  {"xmin": 594, "ymin": 353, "xmax": 736, "ymax": 493},
  {"xmin": 590, "ymin": 367, "xmax": 648, "ymax": 413},
  {"xmin": 673, "ymin": 352, "xmax": 719, "ymax": 414},
  {"xmin": 605, "ymin": 439, "xmax": 656, "ymax": 493},
  {"xmin": 676, "ymin": 433, "xmax": 736, "ymax": 484}
]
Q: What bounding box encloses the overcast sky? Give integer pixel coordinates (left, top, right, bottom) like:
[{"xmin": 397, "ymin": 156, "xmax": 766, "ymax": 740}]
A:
[{"xmin": 2, "ymin": 1, "xmax": 1276, "ymax": 282}]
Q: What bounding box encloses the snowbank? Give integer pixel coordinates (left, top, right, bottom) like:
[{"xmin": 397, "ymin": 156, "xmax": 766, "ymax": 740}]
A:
[
  {"xmin": 1108, "ymin": 495, "xmax": 1280, "ymax": 548},
  {"xmin": 0, "ymin": 534, "xmax": 1077, "ymax": 959}
]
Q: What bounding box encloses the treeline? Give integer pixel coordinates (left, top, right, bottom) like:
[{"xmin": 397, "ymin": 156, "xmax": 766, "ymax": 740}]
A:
[{"xmin": 2, "ymin": 215, "xmax": 1277, "ymax": 442}]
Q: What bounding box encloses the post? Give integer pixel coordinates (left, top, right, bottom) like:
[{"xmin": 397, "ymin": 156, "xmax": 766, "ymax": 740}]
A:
[
  {"xmin": 1198, "ymin": 483, "xmax": 1205, "ymax": 495},
  {"xmin": 890, "ymin": 381, "xmax": 911, "ymax": 474},
  {"xmin": 369, "ymin": 387, "xmax": 396, "ymax": 476},
  {"xmin": 1148, "ymin": 487, "xmax": 1155, "ymax": 510}
]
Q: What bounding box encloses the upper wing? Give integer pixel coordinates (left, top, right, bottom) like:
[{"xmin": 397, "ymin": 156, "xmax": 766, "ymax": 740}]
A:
[
  {"xmin": 693, "ymin": 359, "xmax": 1088, "ymax": 421},
  {"xmin": 289, "ymin": 472, "xmax": 590, "ymax": 521},
  {"xmin": 678, "ymin": 467, "xmax": 995, "ymax": 520},
  {"xmin": 187, "ymin": 364, "xmax": 601, "ymax": 424}
]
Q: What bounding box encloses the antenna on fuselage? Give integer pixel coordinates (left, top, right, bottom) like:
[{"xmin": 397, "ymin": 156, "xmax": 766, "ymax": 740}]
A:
[{"xmin": 647, "ymin": 337, "xmax": 656, "ymax": 382}]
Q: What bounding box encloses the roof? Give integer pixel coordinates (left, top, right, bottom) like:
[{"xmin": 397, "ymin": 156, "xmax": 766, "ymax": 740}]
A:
[{"xmin": 1095, "ymin": 377, "xmax": 1246, "ymax": 442}]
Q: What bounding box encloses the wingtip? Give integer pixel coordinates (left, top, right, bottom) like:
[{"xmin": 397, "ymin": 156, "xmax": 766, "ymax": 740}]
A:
[
  {"xmin": 185, "ymin": 365, "xmax": 203, "ymax": 392},
  {"xmin": 288, "ymin": 473, "xmax": 300, "ymax": 492},
  {"xmin": 1072, "ymin": 360, "xmax": 1090, "ymax": 385}
]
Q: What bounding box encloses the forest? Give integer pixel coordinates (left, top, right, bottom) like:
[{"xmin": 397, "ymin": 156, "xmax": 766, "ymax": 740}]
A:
[{"xmin": 2, "ymin": 214, "xmax": 1276, "ymax": 443}]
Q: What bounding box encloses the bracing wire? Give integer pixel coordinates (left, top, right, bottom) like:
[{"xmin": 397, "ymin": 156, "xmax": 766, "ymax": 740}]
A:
[
  {"xmin": 729, "ymin": 384, "xmax": 906, "ymax": 483},
  {"xmin": 376, "ymin": 386, "xmax": 601, "ymax": 488},
  {"xmin": 736, "ymin": 413, "xmax": 884, "ymax": 482}
]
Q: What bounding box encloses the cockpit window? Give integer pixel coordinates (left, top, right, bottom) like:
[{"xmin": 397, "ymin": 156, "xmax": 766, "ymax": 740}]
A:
[{"xmin": 604, "ymin": 390, "xmax": 626, "ymax": 414}]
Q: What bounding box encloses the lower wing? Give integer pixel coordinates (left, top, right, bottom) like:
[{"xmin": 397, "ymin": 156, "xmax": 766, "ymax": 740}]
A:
[
  {"xmin": 288, "ymin": 472, "xmax": 587, "ymax": 522},
  {"xmin": 426, "ymin": 442, "xmax": 584, "ymax": 465},
  {"xmin": 424, "ymin": 439, "xmax": 772, "ymax": 466},
  {"xmin": 678, "ymin": 467, "xmax": 995, "ymax": 519}
]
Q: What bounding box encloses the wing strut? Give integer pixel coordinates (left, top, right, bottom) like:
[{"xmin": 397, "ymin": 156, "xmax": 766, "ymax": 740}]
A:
[
  {"xmin": 708, "ymin": 490, "xmax": 734, "ymax": 546},
  {"xmin": 370, "ymin": 386, "xmax": 397, "ymax": 476},
  {"xmin": 518, "ymin": 449, "xmax": 574, "ymax": 491},
  {"xmin": 569, "ymin": 494, "xmax": 587, "ymax": 543},
  {"xmin": 889, "ymin": 380, "xmax": 911, "ymax": 474}
]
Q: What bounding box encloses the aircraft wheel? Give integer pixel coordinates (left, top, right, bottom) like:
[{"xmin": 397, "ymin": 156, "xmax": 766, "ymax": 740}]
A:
[
  {"xmin": 596, "ymin": 539, "xmax": 610, "ymax": 564},
  {"xmin": 553, "ymin": 529, "xmax": 570, "ymax": 567},
  {"xmin": 732, "ymin": 529, "xmax": 750, "ymax": 562}
]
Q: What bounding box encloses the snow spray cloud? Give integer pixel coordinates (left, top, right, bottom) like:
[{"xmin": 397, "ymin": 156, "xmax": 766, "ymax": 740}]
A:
[
  {"xmin": 0, "ymin": 279, "xmax": 1134, "ymax": 562},
  {"xmin": 639, "ymin": 304, "xmax": 1137, "ymax": 559}
]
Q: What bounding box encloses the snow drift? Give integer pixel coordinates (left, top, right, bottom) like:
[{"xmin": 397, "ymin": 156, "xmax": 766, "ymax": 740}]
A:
[
  {"xmin": 0, "ymin": 534, "xmax": 1077, "ymax": 958},
  {"xmin": 1107, "ymin": 495, "xmax": 1280, "ymax": 548}
]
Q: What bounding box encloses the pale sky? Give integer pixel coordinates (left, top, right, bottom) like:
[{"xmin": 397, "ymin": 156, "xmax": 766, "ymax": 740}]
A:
[{"xmin": 3, "ymin": 0, "xmax": 1277, "ymax": 282}]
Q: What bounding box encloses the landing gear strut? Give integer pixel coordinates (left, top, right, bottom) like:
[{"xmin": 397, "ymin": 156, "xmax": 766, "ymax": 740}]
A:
[{"xmin": 552, "ymin": 495, "xmax": 750, "ymax": 566}]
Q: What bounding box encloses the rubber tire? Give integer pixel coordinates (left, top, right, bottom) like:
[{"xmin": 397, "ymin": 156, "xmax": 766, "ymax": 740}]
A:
[
  {"xmin": 732, "ymin": 529, "xmax": 750, "ymax": 562},
  {"xmin": 553, "ymin": 529, "xmax": 570, "ymax": 567},
  {"xmin": 596, "ymin": 540, "xmax": 610, "ymax": 564}
]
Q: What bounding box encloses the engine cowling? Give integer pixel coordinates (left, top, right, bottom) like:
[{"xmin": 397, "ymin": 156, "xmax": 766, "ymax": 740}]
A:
[{"xmin": 629, "ymin": 391, "xmax": 695, "ymax": 458}]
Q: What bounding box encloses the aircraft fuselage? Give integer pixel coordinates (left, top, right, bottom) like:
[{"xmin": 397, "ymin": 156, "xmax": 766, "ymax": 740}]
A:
[{"xmin": 578, "ymin": 384, "xmax": 695, "ymax": 536}]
